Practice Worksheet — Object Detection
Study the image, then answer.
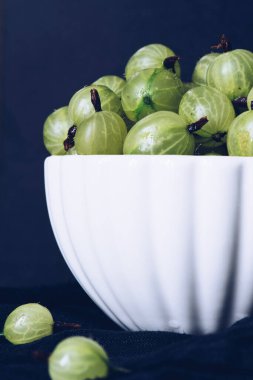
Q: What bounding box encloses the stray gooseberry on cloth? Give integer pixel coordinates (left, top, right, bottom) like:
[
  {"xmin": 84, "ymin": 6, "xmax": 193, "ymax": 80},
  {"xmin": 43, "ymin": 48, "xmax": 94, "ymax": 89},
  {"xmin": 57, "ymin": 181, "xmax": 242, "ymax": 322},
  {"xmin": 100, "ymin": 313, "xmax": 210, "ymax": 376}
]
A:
[
  {"xmin": 121, "ymin": 62, "xmax": 184, "ymax": 122},
  {"xmin": 48, "ymin": 336, "xmax": 109, "ymax": 380},
  {"xmin": 3, "ymin": 304, "xmax": 54, "ymax": 345},
  {"xmin": 2, "ymin": 303, "xmax": 81, "ymax": 345},
  {"xmin": 123, "ymin": 111, "xmax": 208, "ymax": 155},
  {"xmin": 125, "ymin": 43, "xmax": 181, "ymax": 80},
  {"xmin": 206, "ymin": 34, "xmax": 253, "ymax": 100},
  {"xmin": 227, "ymin": 101, "xmax": 253, "ymax": 156},
  {"xmin": 74, "ymin": 89, "xmax": 127, "ymax": 154}
]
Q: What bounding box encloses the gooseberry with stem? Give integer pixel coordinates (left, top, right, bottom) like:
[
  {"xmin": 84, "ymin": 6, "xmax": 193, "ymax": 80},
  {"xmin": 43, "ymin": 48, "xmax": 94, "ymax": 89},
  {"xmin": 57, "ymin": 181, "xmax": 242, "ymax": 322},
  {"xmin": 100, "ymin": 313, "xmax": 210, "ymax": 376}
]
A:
[
  {"xmin": 179, "ymin": 85, "xmax": 235, "ymax": 142},
  {"xmin": 125, "ymin": 43, "xmax": 181, "ymax": 80},
  {"xmin": 74, "ymin": 89, "xmax": 127, "ymax": 154},
  {"xmin": 207, "ymin": 34, "xmax": 253, "ymax": 100},
  {"xmin": 68, "ymin": 85, "xmax": 122, "ymax": 126},
  {"xmin": 123, "ymin": 111, "xmax": 208, "ymax": 155},
  {"xmin": 121, "ymin": 62, "xmax": 184, "ymax": 122},
  {"xmin": 92, "ymin": 75, "xmax": 134, "ymax": 129},
  {"xmin": 43, "ymin": 106, "xmax": 76, "ymax": 155}
]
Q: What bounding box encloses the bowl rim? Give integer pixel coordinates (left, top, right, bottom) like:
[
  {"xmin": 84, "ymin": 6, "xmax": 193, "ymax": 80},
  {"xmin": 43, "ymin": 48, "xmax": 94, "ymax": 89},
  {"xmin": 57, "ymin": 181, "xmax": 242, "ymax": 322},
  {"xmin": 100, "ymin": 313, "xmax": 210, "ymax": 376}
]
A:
[{"xmin": 45, "ymin": 155, "xmax": 253, "ymax": 165}]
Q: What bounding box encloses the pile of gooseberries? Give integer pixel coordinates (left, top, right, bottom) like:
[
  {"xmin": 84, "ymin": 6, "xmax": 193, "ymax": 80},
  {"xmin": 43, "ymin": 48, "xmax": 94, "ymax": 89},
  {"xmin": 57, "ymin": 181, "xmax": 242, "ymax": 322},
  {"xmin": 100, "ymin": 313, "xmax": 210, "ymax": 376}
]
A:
[{"xmin": 43, "ymin": 35, "xmax": 253, "ymax": 156}]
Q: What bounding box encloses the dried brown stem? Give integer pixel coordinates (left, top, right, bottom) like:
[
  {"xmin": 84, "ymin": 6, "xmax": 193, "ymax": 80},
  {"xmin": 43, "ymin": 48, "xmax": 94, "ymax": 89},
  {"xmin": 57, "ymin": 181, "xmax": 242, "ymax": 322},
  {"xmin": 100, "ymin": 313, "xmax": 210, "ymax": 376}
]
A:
[
  {"xmin": 211, "ymin": 34, "xmax": 231, "ymax": 52},
  {"xmin": 91, "ymin": 88, "xmax": 102, "ymax": 112},
  {"xmin": 187, "ymin": 116, "xmax": 208, "ymax": 133},
  {"xmin": 54, "ymin": 321, "xmax": 82, "ymax": 330},
  {"xmin": 63, "ymin": 126, "xmax": 77, "ymax": 151}
]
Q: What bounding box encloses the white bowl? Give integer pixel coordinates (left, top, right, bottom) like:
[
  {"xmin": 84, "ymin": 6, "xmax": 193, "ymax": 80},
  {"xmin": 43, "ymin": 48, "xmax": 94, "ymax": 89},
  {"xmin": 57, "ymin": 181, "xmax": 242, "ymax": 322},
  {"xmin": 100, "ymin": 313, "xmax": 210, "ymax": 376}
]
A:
[{"xmin": 44, "ymin": 155, "xmax": 253, "ymax": 334}]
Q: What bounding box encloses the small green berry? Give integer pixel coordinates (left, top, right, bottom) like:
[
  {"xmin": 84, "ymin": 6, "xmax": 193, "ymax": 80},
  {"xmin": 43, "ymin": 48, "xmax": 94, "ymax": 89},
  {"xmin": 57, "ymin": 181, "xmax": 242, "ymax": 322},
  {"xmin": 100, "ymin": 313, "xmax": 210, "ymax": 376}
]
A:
[
  {"xmin": 43, "ymin": 106, "xmax": 73, "ymax": 155},
  {"xmin": 49, "ymin": 336, "xmax": 109, "ymax": 380},
  {"xmin": 227, "ymin": 109, "xmax": 253, "ymax": 156},
  {"xmin": 192, "ymin": 53, "xmax": 219, "ymax": 86},
  {"xmin": 3, "ymin": 303, "xmax": 53, "ymax": 345}
]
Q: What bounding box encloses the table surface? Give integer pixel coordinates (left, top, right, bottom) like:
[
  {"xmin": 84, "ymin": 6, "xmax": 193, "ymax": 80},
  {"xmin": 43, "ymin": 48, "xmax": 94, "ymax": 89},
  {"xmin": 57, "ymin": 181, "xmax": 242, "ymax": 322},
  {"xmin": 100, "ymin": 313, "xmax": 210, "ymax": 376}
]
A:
[{"xmin": 0, "ymin": 283, "xmax": 252, "ymax": 380}]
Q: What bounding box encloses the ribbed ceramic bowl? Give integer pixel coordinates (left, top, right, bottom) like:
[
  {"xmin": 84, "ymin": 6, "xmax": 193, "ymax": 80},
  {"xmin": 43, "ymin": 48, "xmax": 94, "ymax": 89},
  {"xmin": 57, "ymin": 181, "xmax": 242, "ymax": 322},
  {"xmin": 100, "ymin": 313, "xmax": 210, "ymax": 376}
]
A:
[{"xmin": 45, "ymin": 155, "xmax": 253, "ymax": 334}]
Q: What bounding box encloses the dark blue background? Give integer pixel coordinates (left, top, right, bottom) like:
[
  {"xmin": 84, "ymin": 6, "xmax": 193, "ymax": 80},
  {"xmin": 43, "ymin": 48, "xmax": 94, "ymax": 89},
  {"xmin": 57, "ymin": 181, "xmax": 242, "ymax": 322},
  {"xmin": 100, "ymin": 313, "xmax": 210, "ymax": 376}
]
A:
[{"xmin": 2, "ymin": 0, "xmax": 253, "ymax": 286}]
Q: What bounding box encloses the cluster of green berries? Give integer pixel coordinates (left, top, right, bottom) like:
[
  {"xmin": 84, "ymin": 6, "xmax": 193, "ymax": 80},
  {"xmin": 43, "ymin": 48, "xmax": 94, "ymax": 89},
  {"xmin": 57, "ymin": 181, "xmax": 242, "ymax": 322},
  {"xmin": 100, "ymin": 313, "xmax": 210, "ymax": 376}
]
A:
[{"xmin": 43, "ymin": 35, "xmax": 253, "ymax": 157}]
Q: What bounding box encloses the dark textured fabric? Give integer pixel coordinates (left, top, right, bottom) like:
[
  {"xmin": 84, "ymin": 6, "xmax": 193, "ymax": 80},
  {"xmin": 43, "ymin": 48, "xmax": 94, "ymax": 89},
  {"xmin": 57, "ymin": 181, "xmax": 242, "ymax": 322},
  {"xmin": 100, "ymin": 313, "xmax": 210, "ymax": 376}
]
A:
[{"xmin": 0, "ymin": 284, "xmax": 253, "ymax": 379}]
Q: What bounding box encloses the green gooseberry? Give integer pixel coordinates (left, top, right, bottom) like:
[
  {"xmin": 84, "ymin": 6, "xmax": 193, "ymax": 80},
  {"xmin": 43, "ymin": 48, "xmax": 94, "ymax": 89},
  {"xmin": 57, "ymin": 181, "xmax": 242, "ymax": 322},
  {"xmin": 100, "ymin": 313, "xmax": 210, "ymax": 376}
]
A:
[
  {"xmin": 227, "ymin": 103, "xmax": 253, "ymax": 156},
  {"xmin": 121, "ymin": 67, "xmax": 184, "ymax": 122},
  {"xmin": 48, "ymin": 336, "xmax": 109, "ymax": 380},
  {"xmin": 178, "ymin": 85, "xmax": 235, "ymax": 142},
  {"xmin": 43, "ymin": 106, "xmax": 75, "ymax": 155},
  {"xmin": 92, "ymin": 75, "xmax": 125, "ymax": 97},
  {"xmin": 74, "ymin": 89, "xmax": 127, "ymax": 154},
  {"xmin": 68, "ymin": 85, "xmax": 122, "ymax": 126},
  {"xmin": 125, "ymin": 43, "xmax": 180, "ymax": 80},
  {"xmin": 192, "ymin": 53, "xmax": 219, "ymax": 86},
  {"xmin": 206, "ymin": 35, "xmax": 253, "ymax": 100},
  {"xmin": 123, "ymin": 111, "xmax": 208, "ymax": 155},
  {"xmin": 3, "ymin": 303, "xmax": 53, "ymax": 345}
]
